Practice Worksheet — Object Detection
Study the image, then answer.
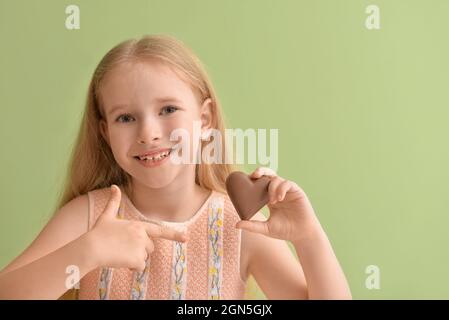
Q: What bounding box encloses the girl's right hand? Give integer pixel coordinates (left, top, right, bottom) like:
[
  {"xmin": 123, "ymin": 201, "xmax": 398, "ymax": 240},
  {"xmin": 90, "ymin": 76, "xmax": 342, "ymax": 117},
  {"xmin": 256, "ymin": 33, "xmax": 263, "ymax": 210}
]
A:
[{"xmin": 87, "ymin": 185, "xmax": 187, "ymax": 272}]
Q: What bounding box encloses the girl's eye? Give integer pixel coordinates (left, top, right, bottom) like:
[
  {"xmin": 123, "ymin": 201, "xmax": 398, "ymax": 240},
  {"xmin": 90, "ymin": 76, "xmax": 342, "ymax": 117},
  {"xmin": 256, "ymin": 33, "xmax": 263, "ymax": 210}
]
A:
[
  {"xmin": 160, "ymin": 105, "xmax": 179, "ymax": 115},
  {"xmin": 116, "ymin": 114, "xmax": 134, "ymax": 123}
]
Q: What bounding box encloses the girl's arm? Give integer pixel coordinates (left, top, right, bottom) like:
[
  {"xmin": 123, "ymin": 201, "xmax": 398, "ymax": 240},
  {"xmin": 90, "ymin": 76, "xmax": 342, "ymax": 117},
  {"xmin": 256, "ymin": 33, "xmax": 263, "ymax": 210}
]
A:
[
  {"xmin": 0, "ymin": 233, "xmax": 97, "ymax": 299},
  {"xmin": 0, "ymin": 195, "xmax": 93, "ymax": 299},
  {"xmin": 243, "ymin": 212, "xmax": 351, "ymax": 299},
  {"xmin": 0, "ymin": 185, "xmax": 187, "ymax": 299},
  {"xmin": 238, "ymin": 167, "xmax": 351, "ymax": 300},
  {"xmin": 291, "ymin": 223, "xmax": 351, "ymax": 299},
  {"xmin": 241, "ymin": 214, "xmax": 308, "ymax": 299}
]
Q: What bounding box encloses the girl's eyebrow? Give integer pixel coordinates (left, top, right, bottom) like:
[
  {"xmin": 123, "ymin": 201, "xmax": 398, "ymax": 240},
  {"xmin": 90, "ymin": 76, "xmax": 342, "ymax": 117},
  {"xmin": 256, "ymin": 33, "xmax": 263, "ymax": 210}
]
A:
[
  {"xmin": 153, "ymin": 96, "xmax": 182, "ymax": 104},
  {"xmin": 108, "ymin": 104, "xmax": 128, "ymax": 116},
  {"xmin": 107, "ymin": 97, "xmax": 182, "ymax": 116}
]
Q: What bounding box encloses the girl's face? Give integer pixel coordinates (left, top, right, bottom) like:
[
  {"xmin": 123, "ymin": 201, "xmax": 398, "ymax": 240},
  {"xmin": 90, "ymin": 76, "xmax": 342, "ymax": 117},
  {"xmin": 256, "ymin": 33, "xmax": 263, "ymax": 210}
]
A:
[{"xmin": 99, "ymin": 60, "xmax": 212, "ymax": 189}]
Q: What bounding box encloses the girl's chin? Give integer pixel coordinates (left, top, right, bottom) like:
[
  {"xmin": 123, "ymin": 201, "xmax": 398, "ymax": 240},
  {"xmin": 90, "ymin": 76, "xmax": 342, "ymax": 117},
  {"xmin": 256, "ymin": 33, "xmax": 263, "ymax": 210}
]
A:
[{"xmin": 132, "ymin": 171, "xmax": 179, "ymax": 189}]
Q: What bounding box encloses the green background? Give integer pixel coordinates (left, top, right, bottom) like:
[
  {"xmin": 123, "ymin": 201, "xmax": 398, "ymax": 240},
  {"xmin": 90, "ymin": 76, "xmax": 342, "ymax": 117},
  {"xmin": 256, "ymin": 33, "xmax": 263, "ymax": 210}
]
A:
[{"xmin": 1, "ymin": 0, "xmax": 448, "ymax": 299}]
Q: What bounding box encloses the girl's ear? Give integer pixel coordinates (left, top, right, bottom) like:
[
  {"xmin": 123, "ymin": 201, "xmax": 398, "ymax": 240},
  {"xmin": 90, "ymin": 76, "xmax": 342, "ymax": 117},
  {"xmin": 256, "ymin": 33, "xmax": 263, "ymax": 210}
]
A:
[
  {"xmin": 99, "ymin": 119, "xmax": 110, "ymax": 146},
  {"xmin": 200, "ymin": 98, "xmax": 214, "ymax": 132}
]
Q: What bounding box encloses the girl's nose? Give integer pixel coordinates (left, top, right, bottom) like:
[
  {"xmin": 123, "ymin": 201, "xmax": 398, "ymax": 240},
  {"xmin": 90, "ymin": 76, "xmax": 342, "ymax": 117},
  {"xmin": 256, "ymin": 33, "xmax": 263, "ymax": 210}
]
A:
[{"xmin": 137, "ymin": 121, "xmax": 162, "ymax": 144}]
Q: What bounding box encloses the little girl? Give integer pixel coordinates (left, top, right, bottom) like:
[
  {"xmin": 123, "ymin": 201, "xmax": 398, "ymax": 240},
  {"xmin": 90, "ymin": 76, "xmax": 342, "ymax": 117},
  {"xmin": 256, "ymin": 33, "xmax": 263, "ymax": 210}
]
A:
[{"xmin": 0, "ymin": 35, "xmax": 351, "ymax": 300}]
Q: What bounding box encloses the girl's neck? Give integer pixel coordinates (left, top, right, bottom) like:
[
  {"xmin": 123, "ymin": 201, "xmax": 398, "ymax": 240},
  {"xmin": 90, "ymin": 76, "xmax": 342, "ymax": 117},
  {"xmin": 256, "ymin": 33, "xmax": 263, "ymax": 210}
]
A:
[{"xmin": 127, "ymin": 173, "xmax": 211, "ymax": 223}]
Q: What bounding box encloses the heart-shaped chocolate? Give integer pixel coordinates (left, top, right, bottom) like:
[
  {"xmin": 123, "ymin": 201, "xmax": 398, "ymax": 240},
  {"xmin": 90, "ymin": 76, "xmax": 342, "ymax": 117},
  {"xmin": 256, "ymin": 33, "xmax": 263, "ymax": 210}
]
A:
[{"xmin": 225, "ymin": 171, "xmax": 271, "ymax": 220}]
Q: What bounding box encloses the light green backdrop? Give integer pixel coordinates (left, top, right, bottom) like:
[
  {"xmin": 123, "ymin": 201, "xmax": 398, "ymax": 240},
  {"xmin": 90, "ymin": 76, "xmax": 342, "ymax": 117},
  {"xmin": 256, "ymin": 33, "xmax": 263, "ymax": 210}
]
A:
[{"xmin": 1, "ymin": 0, "xmax": 448, "ymax": 299}]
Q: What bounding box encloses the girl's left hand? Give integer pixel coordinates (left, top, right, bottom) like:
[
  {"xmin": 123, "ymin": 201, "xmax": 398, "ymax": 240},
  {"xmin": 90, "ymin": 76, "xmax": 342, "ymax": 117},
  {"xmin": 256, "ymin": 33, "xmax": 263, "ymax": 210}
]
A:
[{"xmin": 236, "ymin": 167, "xmax": 321, "ymax": 243}]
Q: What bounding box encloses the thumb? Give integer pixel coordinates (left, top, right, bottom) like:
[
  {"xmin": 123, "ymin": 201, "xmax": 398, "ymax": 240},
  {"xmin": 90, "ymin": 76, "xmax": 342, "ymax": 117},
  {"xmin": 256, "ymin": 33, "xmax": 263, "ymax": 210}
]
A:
[
  {"xmin": 99, "ymin": 185, "xmax": 122, "ymax": 220},
  {"xmin": 236, "ymin": 220, "xmax": 270, "ymax": 237}
]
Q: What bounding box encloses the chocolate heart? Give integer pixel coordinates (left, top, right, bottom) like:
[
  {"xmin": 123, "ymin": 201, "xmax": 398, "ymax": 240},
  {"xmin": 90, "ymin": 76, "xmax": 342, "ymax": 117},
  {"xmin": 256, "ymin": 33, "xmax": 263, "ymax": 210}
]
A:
[{"xmin": 225, "ymin": 171, "xmax": 271, "ymax": 220}]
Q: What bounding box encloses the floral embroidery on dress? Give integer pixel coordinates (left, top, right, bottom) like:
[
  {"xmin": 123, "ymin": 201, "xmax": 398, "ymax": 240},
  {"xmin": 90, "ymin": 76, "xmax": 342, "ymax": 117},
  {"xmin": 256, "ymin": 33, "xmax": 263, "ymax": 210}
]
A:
[
  {"xmin": 207, "ymin": 197, "xmax": 224, "ymax": 300},
  {"xmin": 130, "ymin": 260, "xmax": 150, "ymax": 300},
  {"xmin": 170, "ymin": 241, "xmax": 187, "ymax": 300},
  {"xmin": 98, "ymin": 267, "xmax": 113, "ymax": 300}
]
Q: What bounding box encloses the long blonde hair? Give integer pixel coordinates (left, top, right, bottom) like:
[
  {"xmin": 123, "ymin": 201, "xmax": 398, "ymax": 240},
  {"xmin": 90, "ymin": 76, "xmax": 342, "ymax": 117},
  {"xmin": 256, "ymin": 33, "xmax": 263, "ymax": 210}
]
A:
[{"xmin": 55, "ymin": 35, "xmax": 236, "ymax": 212}]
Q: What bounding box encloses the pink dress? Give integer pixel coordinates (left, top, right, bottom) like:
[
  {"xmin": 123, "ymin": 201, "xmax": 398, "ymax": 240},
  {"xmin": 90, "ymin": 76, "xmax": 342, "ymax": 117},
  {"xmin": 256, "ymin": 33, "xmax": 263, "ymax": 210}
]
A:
[{"xmin": 78, "ymin": 186, "xmax": 247, "ymax": 300}]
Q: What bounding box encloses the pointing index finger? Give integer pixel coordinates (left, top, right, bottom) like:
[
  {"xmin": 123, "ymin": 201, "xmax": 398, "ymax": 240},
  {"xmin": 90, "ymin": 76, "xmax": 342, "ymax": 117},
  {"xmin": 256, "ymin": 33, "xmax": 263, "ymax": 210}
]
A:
[{"xmin": 144, "ymin": 222, "xmax": 187, "ymax": 242}]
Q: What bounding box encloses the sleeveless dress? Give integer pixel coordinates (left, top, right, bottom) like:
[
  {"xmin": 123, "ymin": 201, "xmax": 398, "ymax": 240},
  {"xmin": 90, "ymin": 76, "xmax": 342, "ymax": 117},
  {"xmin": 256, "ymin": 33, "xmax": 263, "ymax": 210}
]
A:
[{"xmin": 78, "ymin": 186, "xmax": 247, "ymax": 300}]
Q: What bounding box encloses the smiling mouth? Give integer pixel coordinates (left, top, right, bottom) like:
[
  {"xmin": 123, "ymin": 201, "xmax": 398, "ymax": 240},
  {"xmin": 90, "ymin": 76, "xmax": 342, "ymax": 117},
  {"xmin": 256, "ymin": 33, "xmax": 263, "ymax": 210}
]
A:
[{"xmin": 133, "ymin": 149, "xmax": 172, "ymax": 163}]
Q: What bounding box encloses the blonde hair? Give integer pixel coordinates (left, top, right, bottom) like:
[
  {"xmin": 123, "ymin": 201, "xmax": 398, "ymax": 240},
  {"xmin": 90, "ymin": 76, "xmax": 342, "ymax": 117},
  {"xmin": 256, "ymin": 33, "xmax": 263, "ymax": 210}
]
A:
[{"xmin": 55, "ymin": 34, "xmax": 236, "ymax": 212}]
